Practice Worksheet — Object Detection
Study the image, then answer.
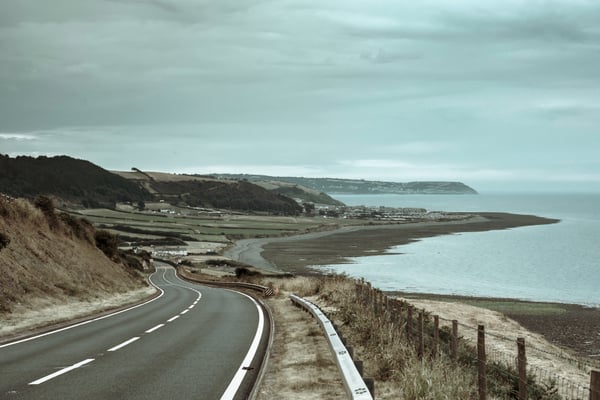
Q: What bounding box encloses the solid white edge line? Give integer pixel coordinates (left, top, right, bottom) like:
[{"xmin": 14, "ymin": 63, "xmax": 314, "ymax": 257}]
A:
[
  {"xmin": 29, "ymin": 358, "xmax": 95, "ymax": 385},
  {"xmin": 167, "ymin": 316, "xmax": 179, "ymax": 322},
  {"xmin": 107, "ymin": 337, "xmax": 140, "ymax": 352},
  {"xmin": 219, "ymin": 292, "xmax": 265, "ymax": 400},
  {"xmin": 0, "ymin": 269, "xmax": 166, "ymax": 349},
  {"xmin": 145, "ymin": 324, "xmax": 165, "ymax": 334}
]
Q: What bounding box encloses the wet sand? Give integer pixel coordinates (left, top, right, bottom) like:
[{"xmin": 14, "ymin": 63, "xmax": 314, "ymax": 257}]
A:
[
  {"xmin": 228, "ymin": 212, "xmax": 558, "ymax": 274},
  {"xmin": 226, "ymin": 212, "xmax": 600, "ymax": 359}
]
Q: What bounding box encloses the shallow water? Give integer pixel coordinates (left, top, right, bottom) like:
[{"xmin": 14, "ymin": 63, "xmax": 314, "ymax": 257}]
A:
[{"xmin": 321, "ymin": 193, "xmax": 600, "ymax": 306}]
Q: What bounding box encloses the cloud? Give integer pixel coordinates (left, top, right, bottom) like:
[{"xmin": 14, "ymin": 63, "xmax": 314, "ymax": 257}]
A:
[
  {"xmin": 0, "ymin": 1, "xmax": 599, "ymax": 191},
  {"xmin": 0, "ymin": 133, "xmax": 37, "ymax": 141}
]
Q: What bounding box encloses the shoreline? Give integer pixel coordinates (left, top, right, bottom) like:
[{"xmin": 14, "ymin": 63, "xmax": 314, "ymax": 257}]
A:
[
  {"xmin": 227, "ymin": 212, "xmax": 559, "ymax": 275},
  {"xmin": 225, "ymin": 211, "xmax": 600, "ymax": 359},
  {"xmin": 392, "ymin": 291, "xmax": 600, "ymax": 360}
]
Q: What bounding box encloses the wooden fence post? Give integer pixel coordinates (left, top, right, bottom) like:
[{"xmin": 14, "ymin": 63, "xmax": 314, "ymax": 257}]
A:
[
  {"xmin": 517, "ymin": 337, "xmax": 527, "ymax": 400},
  {"xmin": 478, "ymin": 324, "xmax": 487, "ymax": 400},
  {"xmin": 433, "ymin": 315, "xmax": 439, "ymax": 358},
  {"xmin": 591, "ymin": 370, "xmax": 600, "ymax": 400},
  {"xmin": 417, "ymin": 311, "xmax": 424, "ymax": 360},
  {"xmin": 407, "ymin": 306, "xmax": 414, "ymax": 341},
  {"xmin": 451, "ymin": 320, "xmax": 458, "ymax": 363}
]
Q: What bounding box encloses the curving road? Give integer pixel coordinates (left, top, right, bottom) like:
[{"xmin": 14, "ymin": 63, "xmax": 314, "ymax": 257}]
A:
[{"xmin": 0, "ymin": 265, "xmax": 269, "ymax": 400}]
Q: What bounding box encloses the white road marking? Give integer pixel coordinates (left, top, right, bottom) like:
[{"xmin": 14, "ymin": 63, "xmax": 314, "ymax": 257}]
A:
[
  {"xmin": 188, "ymin": 305, "xmax": 195, "ymax": 309},
  {"xmin": 0, "ymin": 270, "xmax": 166, "ymax": 349},
  {"xmin": 219, "ymin": 292, "xmax": 265, "ymax": 400},
  {"xmin": 29, "ymin": 359, "xmax": 95, "ymax": 385},
  {"xmin": 180, "ymin": 309, "xmax": 189, "ymax": 315},
  {"xmin": 145, "ymin": 324, "xmax": 165, "ymax": 334},
  {"xmin": 167, "ymin": 316, "xmax": 179, "ymax": 322},
  {"xmin": 107, "ymin": 337, "xmax": 140, "ymax": 352}
]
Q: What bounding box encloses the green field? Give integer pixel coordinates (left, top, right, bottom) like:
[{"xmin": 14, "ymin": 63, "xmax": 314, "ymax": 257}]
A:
[{"xmin": 70, "ymin": 207, "xmax": 353, "ymax": 245}]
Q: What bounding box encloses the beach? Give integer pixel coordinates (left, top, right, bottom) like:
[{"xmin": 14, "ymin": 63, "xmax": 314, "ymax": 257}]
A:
[
  {"xmin": 227, "ymin": 212, "xmax": 600, "ymax": 359},
  {"xmin": 227, "ymin": 212, "xmax": 558, "ymax": 274}
]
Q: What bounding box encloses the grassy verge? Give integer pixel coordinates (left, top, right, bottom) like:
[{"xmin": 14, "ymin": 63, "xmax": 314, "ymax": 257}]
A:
[{"xmin": 258, "ymin": 275, "xmax": 578, "ymax": 400}]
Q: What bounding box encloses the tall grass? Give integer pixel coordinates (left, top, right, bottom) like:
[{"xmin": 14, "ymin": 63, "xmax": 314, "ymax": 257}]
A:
[{"xmin": 269, "ymin": 274, "xmax": 568, "ymax": 400}]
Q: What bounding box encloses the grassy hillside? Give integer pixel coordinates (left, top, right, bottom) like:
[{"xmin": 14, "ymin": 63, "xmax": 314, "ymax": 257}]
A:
[
  {"xmin": 0, "ymin": 154, "xmax": 152, "ymax": 208},
  {"xmin": 0, "ymin": 155, "xmax": 303, "ymax": 214},
  {"xmin": 116, "ymin": 169, "xmax": 304, "ymax": 215},
  {"xmin": 0, "ymin": 194, "xmax": 146, "ymax": 314}
]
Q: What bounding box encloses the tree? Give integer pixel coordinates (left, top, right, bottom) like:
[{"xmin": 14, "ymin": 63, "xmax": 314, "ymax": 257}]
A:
[
  {"xmin": 303, "ymin": 202, "xmax": 315, "ymax": 215},
  {"xmin": 0, "ymin": 232, "xmax": 10, "ymax": 251},
  {"xmin": 95, "ymin": 230, "xmax": 119, "ymax": 259}
]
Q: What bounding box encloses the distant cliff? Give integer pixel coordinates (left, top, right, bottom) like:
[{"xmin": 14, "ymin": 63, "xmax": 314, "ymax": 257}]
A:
[{"xmin": 214, "ymin": 175, "xmax": 478, "ymax": 195}]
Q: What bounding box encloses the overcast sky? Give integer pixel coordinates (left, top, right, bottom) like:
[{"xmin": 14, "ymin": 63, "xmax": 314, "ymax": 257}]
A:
[{"xmin": 1, "ymin": 0, "xmax": 599, "ymax": 192}]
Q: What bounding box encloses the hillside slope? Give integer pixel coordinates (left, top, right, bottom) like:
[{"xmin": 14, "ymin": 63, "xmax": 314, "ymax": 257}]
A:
[
  {"xmin": 0, "ymin": 154, "xmax": 152, "ymax": 208},
  {"xmin": 115, "ymin": 170, "xmax": 304, "ymax": 215},
  {"xmin": 215, "ymin": 174, "xmax": 478, "ymax": 195},
  {"xmin": 0, "ymin": 195, "xmax": 146, "ymax": 315}
]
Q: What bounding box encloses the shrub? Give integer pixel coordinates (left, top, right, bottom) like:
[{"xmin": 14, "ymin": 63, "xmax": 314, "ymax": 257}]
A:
[
  {"xmin": 0, "ymin": 232, "xmax": 10, "ymax": 251},
  {"xmin": 95, "ymin": 230, "xmax": 119, "ymax": 259},
  {"xmin": 34, "ymin": 195, "xmax": 59, "ymax": 228},
  {"xmin": 60, "ymin": 213, "xmax": 95, "ymax": 244},
  {"xmin": 123, "ymin": 254, "xmax": 144, "ymax": 271}
]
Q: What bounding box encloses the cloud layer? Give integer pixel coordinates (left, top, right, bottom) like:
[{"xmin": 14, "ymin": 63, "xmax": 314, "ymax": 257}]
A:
[{"xmin": 1, "ymin": 0, "xmax": 599, "ymax": 191}]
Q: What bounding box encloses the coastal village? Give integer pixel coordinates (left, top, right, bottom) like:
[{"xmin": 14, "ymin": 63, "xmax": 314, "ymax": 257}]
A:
[{"xmin": 136, "ymin": 200, "xmax": 469, "ymax": 261}]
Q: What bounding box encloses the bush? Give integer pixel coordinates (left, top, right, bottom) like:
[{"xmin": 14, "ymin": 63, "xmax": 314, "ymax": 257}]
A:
[
  {"xmin": 34, "ymin": 195, "xmax": 59, "ymax": 228},
  {"xmin": 0, "ymin": 232, "xmax": 10, "ymax": 251},
  {"xmin": 95, "ymin": 230, "xmax": 119, "ymax": 259},
  {"xmin": 60, "ymin": 213, "xmax": 95, "ymax": 244}
]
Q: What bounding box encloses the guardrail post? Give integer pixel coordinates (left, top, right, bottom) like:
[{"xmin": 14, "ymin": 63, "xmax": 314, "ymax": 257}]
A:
[
  {"xmin": 451, "ymin": 320, "xmax": 458, "ymax": 363},
  {"xmin": 517, "ymin": 337, "xmax": 527, "ymax": 400},
  {"xmin": 591, "ymin": 370, "xmax": 600, "ymax": 400},
  {"xmin": 354, "ymin": 360, "xmax": 364, "ymax": 376},
  {"xmin": 478, "ymin": 325, "xmax": 487, "ymax": 400},
  {"xmin": 364, "ymin": 377, "xmax": 375, "ymax": 398}
]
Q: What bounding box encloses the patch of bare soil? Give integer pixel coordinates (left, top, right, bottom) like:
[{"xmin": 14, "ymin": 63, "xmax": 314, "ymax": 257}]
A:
[{"xmin": 257, "ymin": 292, "xmax": 346, "ymax": 400}]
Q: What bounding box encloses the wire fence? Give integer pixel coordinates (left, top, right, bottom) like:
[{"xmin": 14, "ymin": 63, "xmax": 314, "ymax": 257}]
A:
[{"xmin": 353, "ymin": 279, "xmax": 600, "ymax": 400}]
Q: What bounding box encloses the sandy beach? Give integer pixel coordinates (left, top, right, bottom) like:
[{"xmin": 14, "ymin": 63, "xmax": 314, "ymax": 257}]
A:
[
  {"xmin": 227, "ymin": 212, "xmax": 558, "ymax": 274},
  {"xmin": 227, "ymin": 212, "xmax": 600, "ymax": 359}
]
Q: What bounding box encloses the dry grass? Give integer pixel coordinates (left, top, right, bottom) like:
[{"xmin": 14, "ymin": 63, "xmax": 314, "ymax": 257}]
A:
[
  {"xmin": 0, "ymin": 286, "xmax": 156, "ymax": 338},
  {"xmin": 0, "ymin": 196, "xmax": 147, "ymax": 317},
  {"xmin": 256, "ymin": 292, "xmax": 346, "ymax": 400},
  {"xmin": 258, "ymin": 275, "xmax": 588, "ymax": 399}
]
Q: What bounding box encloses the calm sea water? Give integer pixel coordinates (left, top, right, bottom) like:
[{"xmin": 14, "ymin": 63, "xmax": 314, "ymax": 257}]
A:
[{"xmin": 323, "ymin": 193, "xmax": 600, "ymax": 306}]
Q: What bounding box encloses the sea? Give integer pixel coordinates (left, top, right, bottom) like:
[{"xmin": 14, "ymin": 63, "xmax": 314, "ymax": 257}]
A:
[{"xmin": 322, "ymin": 193, "xmax": 600, "ymax": 307}]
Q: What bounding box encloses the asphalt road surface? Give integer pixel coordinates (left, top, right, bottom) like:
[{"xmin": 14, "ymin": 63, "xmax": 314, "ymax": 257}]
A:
[{"xmin": 0, "ymin": 265, "xmax": 268, "ymax": 400}]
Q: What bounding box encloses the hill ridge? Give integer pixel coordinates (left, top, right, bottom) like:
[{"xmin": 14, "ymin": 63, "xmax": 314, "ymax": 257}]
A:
[{"xmin": 213, "ymin": 174, "xmax": 478, "ymax": 195}]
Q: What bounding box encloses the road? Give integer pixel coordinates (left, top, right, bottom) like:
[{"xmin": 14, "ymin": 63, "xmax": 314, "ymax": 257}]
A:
[{"xmin": 0, "ymin": 265, "xmax": 269, "ymax": 400}]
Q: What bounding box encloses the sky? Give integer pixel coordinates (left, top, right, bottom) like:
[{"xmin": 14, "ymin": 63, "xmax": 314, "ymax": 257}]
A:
[{"xmin": 1, "ymin": 0, "xmax": 599, "ymax": 192}]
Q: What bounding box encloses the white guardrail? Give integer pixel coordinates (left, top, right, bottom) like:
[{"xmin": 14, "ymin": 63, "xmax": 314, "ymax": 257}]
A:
[{"xmin": 289, "ymin": 294, "xmax": 374, "ymax": 400}]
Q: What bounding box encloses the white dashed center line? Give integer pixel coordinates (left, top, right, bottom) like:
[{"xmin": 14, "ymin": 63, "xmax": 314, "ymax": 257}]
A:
[
  {"xmin": 107, "ymin": 337, "xmax": 140, "ymax": 352},
  {"xmin": 167, "ymin": 316, "xmax": 179, "ymax": 323},
  {"xmin": 29, "ymin": 359, "xmax": 95, "ymax": 385},
  {"xmin": 145, "ymin": 324, "xmax": 165, "ymax": 334}
]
